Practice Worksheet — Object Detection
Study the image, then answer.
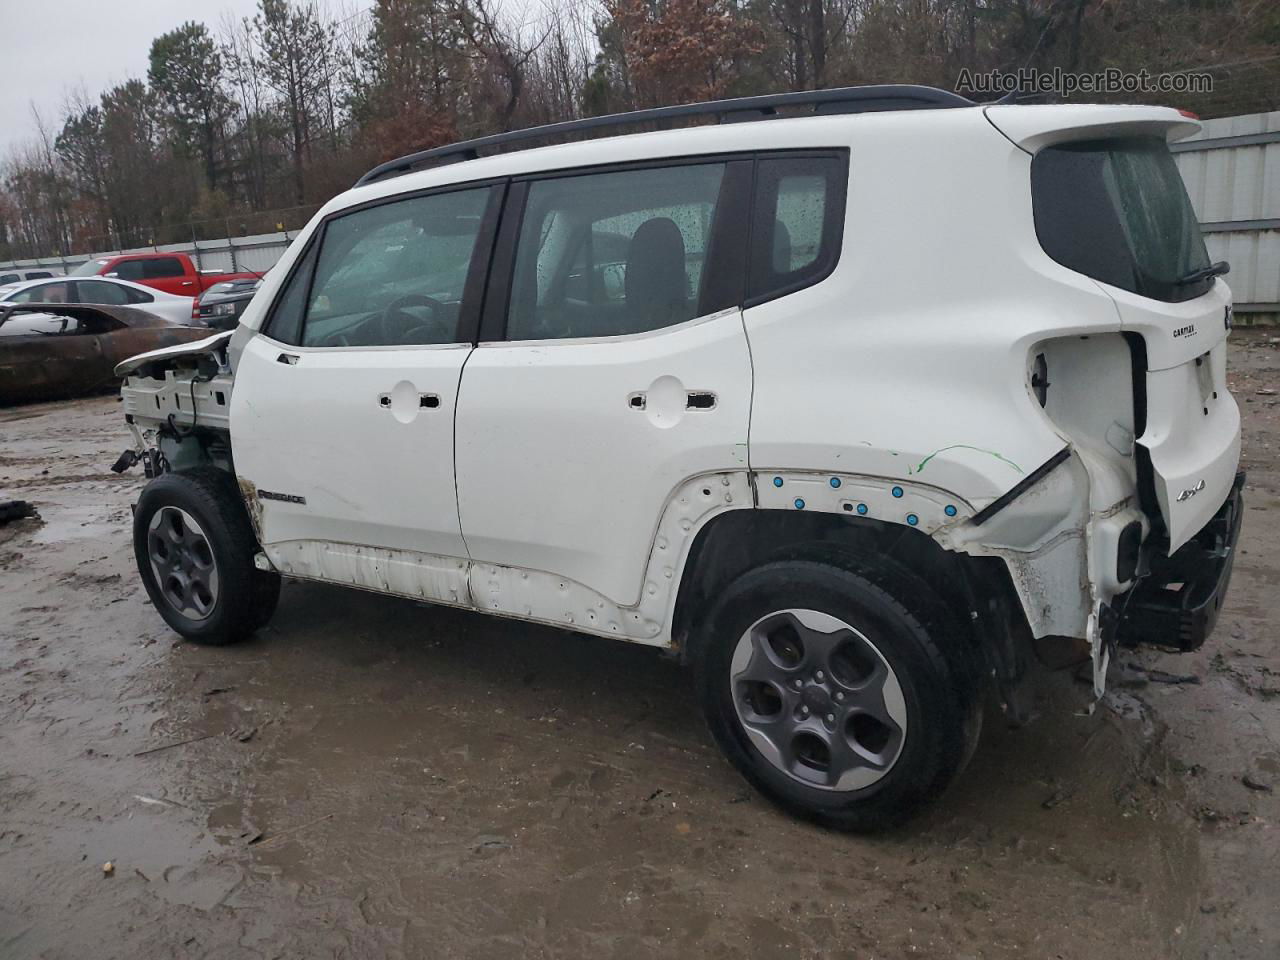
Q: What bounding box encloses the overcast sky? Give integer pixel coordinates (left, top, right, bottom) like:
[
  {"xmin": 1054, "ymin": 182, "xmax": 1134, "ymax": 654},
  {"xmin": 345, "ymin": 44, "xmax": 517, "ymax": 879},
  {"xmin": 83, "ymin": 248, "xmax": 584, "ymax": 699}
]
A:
[{"xmin": 2, "ymin": 0, "xmax": 265, "ymax": 158}]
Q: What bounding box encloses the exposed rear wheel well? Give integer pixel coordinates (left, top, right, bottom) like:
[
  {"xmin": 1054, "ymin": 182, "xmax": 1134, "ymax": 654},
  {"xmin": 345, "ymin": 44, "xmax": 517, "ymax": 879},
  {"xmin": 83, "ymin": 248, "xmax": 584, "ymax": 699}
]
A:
[{"xmin": 672, "ymin": 510, "xmax": 1026, "ymax": 685}]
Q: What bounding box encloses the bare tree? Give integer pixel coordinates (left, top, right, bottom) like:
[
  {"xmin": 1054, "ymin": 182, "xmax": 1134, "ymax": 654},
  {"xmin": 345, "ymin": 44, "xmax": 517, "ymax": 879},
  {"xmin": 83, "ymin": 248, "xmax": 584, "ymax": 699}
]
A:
[
  {"xmin": 250, "ymin": 0, "xmax": 339, "ymax": 204},
  {"xmin": 451, "ymin": 0, "xmax": 553, "ymax": 131}
]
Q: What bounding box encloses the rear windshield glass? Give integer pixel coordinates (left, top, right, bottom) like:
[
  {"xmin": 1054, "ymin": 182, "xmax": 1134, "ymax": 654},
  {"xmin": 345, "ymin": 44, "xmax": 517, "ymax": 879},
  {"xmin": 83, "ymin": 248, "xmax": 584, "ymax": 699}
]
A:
[
  {"xmin": 1031, "ymin": 137, "xmax": 1212, "ymax": 303},
  {"xmin": 70, "ymin": 259, "xmax": 111, "ymax": 276}
]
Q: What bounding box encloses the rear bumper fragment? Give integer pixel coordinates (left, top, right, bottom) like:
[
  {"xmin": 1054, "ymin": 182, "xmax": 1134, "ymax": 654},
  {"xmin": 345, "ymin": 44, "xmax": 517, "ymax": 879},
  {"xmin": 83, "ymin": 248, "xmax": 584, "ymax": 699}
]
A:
[{"xmin": 1117, "ymin": 471, "xmax": 1244, "ymax": 652}]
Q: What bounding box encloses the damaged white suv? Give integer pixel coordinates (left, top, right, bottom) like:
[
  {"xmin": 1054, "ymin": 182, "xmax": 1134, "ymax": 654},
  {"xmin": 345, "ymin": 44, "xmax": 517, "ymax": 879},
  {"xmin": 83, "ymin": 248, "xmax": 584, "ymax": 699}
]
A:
[{"xmin": 114, "ymin": 85, "xmax": 1243, "ymax": 831}]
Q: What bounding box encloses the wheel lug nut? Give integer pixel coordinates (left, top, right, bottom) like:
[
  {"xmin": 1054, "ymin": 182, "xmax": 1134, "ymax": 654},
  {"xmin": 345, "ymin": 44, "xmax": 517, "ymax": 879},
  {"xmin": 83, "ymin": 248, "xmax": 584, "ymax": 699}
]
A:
[
  {"xmin": 794, "ymin": 679, "xmax": 803, "ymax": 688},
  {"xmin": 835, "ymin": 691, "xmax": 845, "ymax": 701},
  {"xmin": 826, "ymin": 714, "xmax": 835, "ymax": 723},
  {"xmin": 801, "ymin": 706, "xmax": 810, "ymax": 715},
  {"xmin": 815, "ymin": 670, "xmax": 825, "ymax": 681}
]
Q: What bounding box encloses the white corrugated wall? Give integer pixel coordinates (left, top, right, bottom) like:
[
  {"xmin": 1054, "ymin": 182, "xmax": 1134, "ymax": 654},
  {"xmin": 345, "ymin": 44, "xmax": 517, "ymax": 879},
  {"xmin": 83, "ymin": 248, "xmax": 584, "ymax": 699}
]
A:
[{"xmin": 1174, "ymin": 110, "xmax": 1280, "ymax": 320}]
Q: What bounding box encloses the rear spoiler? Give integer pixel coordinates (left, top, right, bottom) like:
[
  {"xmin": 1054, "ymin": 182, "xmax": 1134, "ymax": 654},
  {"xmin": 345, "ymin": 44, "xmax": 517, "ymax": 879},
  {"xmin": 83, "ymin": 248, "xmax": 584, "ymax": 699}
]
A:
[{"xmin": 983, "ymin": 104, "xmax": 1200, "ymax": 153}]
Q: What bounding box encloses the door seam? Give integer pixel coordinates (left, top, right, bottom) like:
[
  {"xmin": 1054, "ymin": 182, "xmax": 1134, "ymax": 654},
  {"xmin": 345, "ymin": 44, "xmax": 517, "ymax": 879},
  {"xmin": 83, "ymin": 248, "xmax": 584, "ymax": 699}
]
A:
[{"xmin": 453, "ymin": 344, "xmax": 477, "ymax": 607}]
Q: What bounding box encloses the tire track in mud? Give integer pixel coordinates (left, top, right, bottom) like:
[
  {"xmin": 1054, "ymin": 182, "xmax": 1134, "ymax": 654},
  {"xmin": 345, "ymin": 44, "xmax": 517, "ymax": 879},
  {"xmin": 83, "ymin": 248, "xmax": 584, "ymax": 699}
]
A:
[{"xmin": 3, "ymin": 473, "xmax": 134, "ymax": 489}]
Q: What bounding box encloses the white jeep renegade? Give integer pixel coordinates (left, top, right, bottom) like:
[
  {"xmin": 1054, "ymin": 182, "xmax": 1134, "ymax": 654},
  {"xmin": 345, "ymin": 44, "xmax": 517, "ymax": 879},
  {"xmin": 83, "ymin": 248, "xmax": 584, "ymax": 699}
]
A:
[{"xmin": 114, "ymin": 85, "xmax": 1244, "ymax": 831}]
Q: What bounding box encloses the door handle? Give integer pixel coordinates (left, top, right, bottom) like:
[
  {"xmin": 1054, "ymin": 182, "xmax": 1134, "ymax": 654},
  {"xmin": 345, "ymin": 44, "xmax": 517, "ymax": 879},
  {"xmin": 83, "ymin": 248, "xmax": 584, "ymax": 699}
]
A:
[
  {"xmin": 380, "ymin": 392, "xmax": 439, "ymax": 409},
  {"xmin": 276, "ymin": 352, "xmax": 299, "ymax": 365},
  {"xmin": 627, "ymin": 390, "xmax": 717, "ymax": 411},
  {"xmin": 181, "ymin": 280, "xmax": 195, "ymax": 287},
  {"xmin": 686, "ymin": 391, "xmax": 717, "ymax": 410}
]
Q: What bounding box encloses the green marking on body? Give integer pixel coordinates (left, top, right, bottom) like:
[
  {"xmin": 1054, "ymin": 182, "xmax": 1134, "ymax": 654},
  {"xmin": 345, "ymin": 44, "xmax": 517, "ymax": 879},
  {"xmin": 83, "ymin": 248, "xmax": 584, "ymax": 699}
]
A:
[{"xmin": 913, "ymin": 445, "xmax": 1023, "ymax": 476}]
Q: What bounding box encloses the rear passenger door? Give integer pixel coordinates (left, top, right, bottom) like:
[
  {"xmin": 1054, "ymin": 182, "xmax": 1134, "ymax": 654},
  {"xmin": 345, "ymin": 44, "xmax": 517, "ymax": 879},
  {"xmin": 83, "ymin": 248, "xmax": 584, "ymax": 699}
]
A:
[
  {"xmin": 231, "ymin": 183, "xmax": 502, "ymax": 573},
  {"xmin": 454, "ymin": 158, "xmax": 754, "ymax": 615}
]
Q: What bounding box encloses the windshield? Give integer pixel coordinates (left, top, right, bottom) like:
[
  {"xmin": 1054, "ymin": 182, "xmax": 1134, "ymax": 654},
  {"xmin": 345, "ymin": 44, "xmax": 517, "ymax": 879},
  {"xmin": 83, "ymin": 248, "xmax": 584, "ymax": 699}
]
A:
[
  {"xmin": 1032, "ymin": 137, "xmax": 1212, "ymax": 303},
  {"xmin": 69, "ymin": 259, "xmax": 111, "ymax": 277}
]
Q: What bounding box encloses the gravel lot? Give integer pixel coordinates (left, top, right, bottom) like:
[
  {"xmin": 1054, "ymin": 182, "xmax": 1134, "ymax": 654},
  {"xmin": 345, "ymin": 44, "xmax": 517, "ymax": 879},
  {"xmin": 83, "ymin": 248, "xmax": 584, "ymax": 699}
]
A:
[{"xmin": 2, "ymin": 331, "xmax": 1278, "ymax": 959}]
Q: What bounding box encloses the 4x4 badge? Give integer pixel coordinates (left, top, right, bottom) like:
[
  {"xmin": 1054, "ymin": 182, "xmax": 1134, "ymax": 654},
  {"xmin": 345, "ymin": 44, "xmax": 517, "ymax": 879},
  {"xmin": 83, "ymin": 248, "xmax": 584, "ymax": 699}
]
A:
[{"xmin": 1176, "ymin": 479, "xmax": 1206, "ymax": 502}]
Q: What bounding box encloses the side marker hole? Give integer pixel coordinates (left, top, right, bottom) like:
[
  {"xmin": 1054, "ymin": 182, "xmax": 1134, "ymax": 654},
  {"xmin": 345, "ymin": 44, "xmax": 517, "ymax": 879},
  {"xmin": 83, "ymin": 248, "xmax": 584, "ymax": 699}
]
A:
[
  {"xmin": 794, "ymin": 498, "xmax": 805, "ymax": 510},
  {"xmin": 891, "ymin": 486, "xmax": 904, "ymax": 498}
]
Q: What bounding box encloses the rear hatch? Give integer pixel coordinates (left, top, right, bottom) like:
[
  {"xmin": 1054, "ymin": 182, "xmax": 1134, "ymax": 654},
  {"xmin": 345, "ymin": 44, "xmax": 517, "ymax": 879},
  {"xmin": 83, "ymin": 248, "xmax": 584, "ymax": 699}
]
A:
[{"xmin": 993, "ymin": 106, "xmax": 1241, "ymax": 552}]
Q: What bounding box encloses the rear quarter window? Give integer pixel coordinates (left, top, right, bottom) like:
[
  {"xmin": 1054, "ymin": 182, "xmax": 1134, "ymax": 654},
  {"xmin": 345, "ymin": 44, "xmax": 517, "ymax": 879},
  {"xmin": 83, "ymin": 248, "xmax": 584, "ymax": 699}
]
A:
[{"xmin": 746, "ymin": 154, "xmax": 847, "ymax": 306}]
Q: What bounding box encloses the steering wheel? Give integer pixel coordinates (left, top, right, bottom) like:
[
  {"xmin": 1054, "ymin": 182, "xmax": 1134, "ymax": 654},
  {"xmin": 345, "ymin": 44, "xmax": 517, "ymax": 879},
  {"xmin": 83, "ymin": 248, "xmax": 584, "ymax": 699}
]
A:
[{"xmin": 376, "ymin": 293, "xmax": 450, "ymax": 345}]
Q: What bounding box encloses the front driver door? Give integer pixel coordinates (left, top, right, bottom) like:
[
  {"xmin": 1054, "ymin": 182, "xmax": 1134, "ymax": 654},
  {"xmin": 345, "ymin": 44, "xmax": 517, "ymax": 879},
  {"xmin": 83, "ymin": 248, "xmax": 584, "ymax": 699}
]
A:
[{"xmin": 231, "ymin": 183, "xmax": 502, "ymax": 595}]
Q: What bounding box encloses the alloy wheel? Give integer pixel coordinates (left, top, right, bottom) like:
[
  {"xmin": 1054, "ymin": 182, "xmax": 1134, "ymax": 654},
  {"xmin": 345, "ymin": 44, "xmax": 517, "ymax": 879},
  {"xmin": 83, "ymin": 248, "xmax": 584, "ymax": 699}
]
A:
[
  {"xmin": 730, "ymin": 608, "xmax": 907, "ymax": 791},
  {"xmin": 146, "ymin": 506, "xmax": 220, "ymax": 621}
]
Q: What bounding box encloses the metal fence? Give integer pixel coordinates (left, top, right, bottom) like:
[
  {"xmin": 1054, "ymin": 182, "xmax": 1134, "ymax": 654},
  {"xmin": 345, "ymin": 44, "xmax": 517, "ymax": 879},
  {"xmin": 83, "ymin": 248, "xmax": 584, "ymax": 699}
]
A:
[
  {"xmin": 0, "ymin": 229, "xmax": 301, "ymax": 278},
  {"xmin": 0, "ymin": 203, "xmax": 321, "ymax": 277},
  {"xmin": 1173, "ymin": 109, "xmax": 1280, "ymax": 322},
  {"xmin": 55, "ymin": 204, "xmax": 324, "ymax": 256}
]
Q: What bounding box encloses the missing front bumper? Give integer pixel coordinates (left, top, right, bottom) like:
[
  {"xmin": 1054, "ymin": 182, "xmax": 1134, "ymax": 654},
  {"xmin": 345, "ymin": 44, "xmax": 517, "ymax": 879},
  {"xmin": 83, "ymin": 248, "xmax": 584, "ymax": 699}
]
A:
[{"xmin": 1116, "ymin": 471, "xmax": 1245, "ymax": 652}]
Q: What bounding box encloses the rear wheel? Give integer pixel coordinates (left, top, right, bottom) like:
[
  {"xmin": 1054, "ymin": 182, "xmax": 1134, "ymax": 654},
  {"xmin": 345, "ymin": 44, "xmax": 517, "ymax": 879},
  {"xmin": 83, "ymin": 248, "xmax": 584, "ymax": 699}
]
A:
[
  {"xmin": 693, "ymin": 557, "xmax": 980, "ymax": 831},
  {"xmin": 133, "ymin": 467, "xmax": 280, "ymax": 645}
]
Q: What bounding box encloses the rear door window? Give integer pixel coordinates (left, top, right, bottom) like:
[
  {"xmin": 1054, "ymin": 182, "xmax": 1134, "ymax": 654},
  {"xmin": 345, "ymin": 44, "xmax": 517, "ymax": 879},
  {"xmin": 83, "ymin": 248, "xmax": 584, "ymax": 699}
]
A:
[
  {"xmin": 74, "ymin": 280, "xmax": 131, "ymax": 306},
  {"xmin": 143, "ymin": 257, "xmax": 185, "ymax": 279},
  {"xmin": 1032, "ymin": 137, "xmax": 1213, "ymax": 302},
  {"xmin": 506, "ymin": 162, "xmax": 730, "ymax": 341}
]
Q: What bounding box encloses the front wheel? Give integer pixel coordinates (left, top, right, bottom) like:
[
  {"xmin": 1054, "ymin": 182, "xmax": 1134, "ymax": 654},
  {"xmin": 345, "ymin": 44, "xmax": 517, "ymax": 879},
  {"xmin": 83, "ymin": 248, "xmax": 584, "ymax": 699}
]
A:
[
  {"xmin": 133, "ymin": 467, "xmax": 280, "ymax": 645},
  {"xmin": 693, "ymin": 558, "xmax": 980, "ymax": 832}
]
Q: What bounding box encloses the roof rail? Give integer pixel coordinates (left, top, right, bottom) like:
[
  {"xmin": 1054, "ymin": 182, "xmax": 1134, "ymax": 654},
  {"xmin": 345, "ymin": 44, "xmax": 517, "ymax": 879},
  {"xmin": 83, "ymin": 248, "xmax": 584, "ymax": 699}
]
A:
[{"xmin": 355, "ymin": 84, "xmax": 974, "ymax": 186}]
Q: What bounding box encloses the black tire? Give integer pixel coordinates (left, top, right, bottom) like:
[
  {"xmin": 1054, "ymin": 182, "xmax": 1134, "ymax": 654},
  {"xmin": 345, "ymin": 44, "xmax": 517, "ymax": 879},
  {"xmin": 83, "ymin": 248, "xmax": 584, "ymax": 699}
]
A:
[
  {"xmin": 692, "ymin": 556, "xmax": 980, "ymax": 832},
  {"xmin": 133, "ymin": 466, "xmax": 280, "ymax": 645}
]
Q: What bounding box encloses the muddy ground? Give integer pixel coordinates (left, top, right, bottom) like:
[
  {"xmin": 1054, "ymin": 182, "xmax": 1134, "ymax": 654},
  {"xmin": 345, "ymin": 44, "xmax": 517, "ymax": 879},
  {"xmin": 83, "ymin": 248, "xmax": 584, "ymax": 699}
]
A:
[{"xmin": 2, "ymin": 332, "xmax": 1278, "ymax": 960}]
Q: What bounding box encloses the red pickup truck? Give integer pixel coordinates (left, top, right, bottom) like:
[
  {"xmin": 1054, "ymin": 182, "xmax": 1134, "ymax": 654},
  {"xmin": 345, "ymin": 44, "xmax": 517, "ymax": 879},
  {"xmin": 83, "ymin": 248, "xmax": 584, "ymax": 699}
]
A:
[{"xmin": 69, "ymin": 253, "xmax": 260, "ymax": 298}]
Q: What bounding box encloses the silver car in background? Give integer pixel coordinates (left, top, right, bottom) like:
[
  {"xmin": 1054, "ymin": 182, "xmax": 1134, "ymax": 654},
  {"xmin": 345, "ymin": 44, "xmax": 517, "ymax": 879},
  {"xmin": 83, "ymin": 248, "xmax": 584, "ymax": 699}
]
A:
[{"xmin": 0, "ymin": 276, "xmax": 199, "ymax": 326}]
